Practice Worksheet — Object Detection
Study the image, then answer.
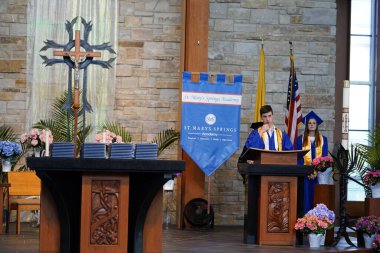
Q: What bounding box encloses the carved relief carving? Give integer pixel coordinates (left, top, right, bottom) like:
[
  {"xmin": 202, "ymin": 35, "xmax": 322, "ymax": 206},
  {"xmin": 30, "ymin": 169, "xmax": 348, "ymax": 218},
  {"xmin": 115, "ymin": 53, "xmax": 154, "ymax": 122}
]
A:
[
  {"xmin": 90, "ymin": 180, "xmax": 120, "ymax": 245},
  {"xmin": 267, "ymin": 182, "xmax": 290, "ymax": 233}
]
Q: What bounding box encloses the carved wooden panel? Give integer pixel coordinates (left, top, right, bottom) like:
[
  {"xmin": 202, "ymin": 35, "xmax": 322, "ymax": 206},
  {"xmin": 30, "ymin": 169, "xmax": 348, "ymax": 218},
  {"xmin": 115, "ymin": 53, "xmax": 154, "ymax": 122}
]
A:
[
  {"xmin": 259, "ymin": 176, "xmax": 297, "ymax": 245},
  {"xmin": 81, "ymin": 175, "xmax": 129, "ymax": 253},
  {"xmin": 267, "ymin": 182, "xmax": 290, "ymax": 233},
  {"xmin": 90, "ymin": 180, "xmax": 120, "ymax": 245}
]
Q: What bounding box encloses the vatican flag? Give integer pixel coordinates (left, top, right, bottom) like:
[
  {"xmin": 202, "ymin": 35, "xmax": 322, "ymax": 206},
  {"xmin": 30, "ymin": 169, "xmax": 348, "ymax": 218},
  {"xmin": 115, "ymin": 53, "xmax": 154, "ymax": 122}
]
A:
[{"xmin": 254, "ymin": 46, "xmax": 266, "ymax": 122}]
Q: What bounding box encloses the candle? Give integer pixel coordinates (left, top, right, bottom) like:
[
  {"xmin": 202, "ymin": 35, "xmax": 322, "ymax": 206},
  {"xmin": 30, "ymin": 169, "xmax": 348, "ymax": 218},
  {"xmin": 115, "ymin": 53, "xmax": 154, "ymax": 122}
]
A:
[
  {"xmin": 341, "ymin": 80, "xmax": 350, "ymax": 150},
  {"xmin": 45, "ymin": 130, "xmax": 50, "ymax": 157},
  {"xmin": 102, "ymin": 131, "xmax": 106, "ymax": 144}
]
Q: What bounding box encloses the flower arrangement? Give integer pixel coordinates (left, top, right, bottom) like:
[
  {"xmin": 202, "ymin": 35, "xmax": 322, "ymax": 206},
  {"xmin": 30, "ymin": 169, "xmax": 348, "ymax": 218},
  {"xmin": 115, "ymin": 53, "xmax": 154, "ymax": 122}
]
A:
[
  {"xmin": 95, "ymin": 130, "xmax": 122, "ymax": 145},
  {"xmin": 294, "ymin": 204, "xmax": 335, "ymax": 235},
  {"xmin": 0, "ymin": 141, "xmax": 22, "ymax": 159},
  {"xmin": 355, "ymin": 215, "xmax": 380, "ymax": 236},
  {"xmin": 20, "ymin": 129, "xmax": 53, "ymax": 149},
  {"xmin": 373, "ymin": 234, "xmax": 380, "ymax": 251},
  {"xmin": 312, "ymin": 156, "xmax": 334, "ymax": 173},
  {"xmin": 363, "ymin": 170, "xmax": 380, "ymax": 186}
]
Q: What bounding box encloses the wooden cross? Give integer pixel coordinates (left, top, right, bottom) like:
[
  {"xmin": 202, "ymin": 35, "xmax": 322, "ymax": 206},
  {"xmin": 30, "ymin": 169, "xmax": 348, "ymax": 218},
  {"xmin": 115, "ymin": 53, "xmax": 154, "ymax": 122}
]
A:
[
  {"xmin": 53, "ymin": 30, "xmax": 101, "ymax": 61},
  {"xmin": 53, "ymin": 30, "xmax": 101, "ymax": 157}
]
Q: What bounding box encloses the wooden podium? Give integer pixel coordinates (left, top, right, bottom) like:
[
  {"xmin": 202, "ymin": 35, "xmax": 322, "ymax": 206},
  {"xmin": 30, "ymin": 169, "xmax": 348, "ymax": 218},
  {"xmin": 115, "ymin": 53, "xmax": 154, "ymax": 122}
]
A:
[
  {"xmin": 238, "ymin": 148, "xmax": 312, "ymax": 246},
  {"xmin": 26, "ymin": 157, "xmax": 185, "ymax": 253}
]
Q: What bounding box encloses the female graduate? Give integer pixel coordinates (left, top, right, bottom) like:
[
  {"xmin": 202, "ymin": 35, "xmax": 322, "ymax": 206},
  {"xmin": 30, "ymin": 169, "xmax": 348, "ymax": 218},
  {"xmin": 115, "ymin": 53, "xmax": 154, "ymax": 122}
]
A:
[{"xmin": 295, "ymin": 111, "xmax": 329, "ymax": 214}]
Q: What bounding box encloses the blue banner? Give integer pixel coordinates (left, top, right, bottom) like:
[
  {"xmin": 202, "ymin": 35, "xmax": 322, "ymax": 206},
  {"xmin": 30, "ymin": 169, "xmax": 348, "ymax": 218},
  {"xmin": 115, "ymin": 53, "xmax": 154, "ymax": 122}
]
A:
[{"xmin": 180, "ymin": 72, "xmax": 243, "ymax": 176}]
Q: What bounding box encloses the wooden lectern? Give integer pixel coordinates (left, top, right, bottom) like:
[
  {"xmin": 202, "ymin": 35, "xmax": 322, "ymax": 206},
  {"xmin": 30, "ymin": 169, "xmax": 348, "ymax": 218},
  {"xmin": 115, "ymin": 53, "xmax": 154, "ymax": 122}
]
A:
[{"xmin": 238, "ymin": 148, "xmax": 312, "ymax": 246}]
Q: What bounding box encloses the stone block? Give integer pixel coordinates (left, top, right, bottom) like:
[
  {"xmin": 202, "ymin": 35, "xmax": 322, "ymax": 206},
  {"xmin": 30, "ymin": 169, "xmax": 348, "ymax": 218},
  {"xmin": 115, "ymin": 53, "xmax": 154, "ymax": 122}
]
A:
[
  {"xmin": 227, "ymin": 8, "xmax": 250, "ymax": 20},
  {"xmin": 131, "ymin": 28, "xmax": 154, "ymax": 41},
  {"xmin": 10, "ymin": 23, "xmax": 26, "ymax": 36},
  {"xmin": 303, "ymin": 8, "xmax": 336, "ymax": 25},
  {"xmin": 214, "ymin": 19, "xmax": 233, "ymax": 32},
  {"xmin": 0, "ymin": 27, "xmax": 10, "ymax": 36},
  {"xmin": 0, "ymin": 60, "xmax": 25, "ymax": 72},
  {"xmin": 241, "ymin": 0, "xmax": 267, "ymax": 8},
  {"xmin": 210, "ymin": 3, "xmax": 227, "ymax": 19},
  {"xmin": 234, "ymin": 42, "xmax": 256, "ymax": 54},
  {"xmin": 116, "ymin": 65, "xmax": 133, "ymax": 77},
  {"xmin": 250, "ymin": 9, "xmax": 279, "ymax": 24}
]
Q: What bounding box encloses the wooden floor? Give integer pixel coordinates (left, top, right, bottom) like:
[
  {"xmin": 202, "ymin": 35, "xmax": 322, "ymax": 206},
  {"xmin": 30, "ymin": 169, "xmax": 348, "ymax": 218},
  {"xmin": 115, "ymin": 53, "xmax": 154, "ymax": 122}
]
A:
[{"xmin": 0, "ymin": 222, "xmax": 373, "ymax": 253}]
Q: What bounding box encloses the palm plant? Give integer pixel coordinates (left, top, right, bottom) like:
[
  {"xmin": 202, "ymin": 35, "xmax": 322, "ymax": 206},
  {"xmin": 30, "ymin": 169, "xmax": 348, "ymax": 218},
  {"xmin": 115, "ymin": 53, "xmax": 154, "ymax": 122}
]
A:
[
  {"xmin": 151, "ymin": 128, "xmax": 180, "ymax": 156},
  {"xmin": 32, "ymin": 91, "xmax": 92, "ymax": 147},
  {"xmin": 356, "ymin": 124, "xmax": 380, "ymax": 171},
  {"xmin": 0, "ymin": 124, "xmax": 17, "ymax": 141}
]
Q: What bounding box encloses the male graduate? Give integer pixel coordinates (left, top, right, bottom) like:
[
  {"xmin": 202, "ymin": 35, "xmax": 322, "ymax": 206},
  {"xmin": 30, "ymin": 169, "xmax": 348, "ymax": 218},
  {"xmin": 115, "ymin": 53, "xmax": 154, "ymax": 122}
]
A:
[{"xmin": 244, "ymin": 105, "xmax": 293, "ymax": 152}]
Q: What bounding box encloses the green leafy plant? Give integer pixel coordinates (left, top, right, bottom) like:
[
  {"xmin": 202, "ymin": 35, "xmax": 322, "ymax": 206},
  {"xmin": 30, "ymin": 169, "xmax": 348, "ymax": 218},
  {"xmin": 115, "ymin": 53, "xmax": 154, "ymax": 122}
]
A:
[
  {"xmin": 357, "ymin": 125, "xmax": 380, "ymax": 171},
  {"xmin": 0, "ymin": 124, "xmax": 17, "ymax": 141},
  {"xmin": 32, "ymin": 91, "xmax": 92, "ymax": 148},
  {"xmin": 151, "ymin": 128, "xmax": 180, "ymax": 156}
]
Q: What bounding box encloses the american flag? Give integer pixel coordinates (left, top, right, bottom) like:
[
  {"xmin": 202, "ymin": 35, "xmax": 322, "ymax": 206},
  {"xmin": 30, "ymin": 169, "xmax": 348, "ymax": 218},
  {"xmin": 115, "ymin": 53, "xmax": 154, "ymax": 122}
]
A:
[{"xmin": 285, "ymin": 50, "xmax": 302, "ymax": 145}]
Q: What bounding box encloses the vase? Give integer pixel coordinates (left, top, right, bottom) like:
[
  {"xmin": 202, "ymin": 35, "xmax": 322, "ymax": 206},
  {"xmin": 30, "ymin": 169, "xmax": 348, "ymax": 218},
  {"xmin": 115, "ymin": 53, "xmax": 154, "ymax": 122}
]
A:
[
  {"xmin": 320, "ymin": 233, "xmax": 326, "ymax": 246},
  {"xmin": 308, "ymin": 233, "xmax": 322, "ymax": 248},
  {"xmin": 370, "ymin": 183, "xmax": 380, "ymax": 198},
  {"xmin": 363, "ymin": 233, "xmax": 376, "ymax": 249},
  {"xmin": 317, "ymin": 167, "xmax": 332, "ymax": 184},
  {"xmin": 1, "ymin": 157, "xmax": 12, "ymax": 172},
  {"xmin": 34, "ymin": 147, "xmax": 41, "ymax": 157}
]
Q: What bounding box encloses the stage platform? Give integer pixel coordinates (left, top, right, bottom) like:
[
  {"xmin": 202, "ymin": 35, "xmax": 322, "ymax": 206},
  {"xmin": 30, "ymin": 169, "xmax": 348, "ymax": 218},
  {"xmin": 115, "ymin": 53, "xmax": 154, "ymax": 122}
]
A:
[{"xmin": 0, "ymin": 223, "xmax": 373, "ymax": 253}]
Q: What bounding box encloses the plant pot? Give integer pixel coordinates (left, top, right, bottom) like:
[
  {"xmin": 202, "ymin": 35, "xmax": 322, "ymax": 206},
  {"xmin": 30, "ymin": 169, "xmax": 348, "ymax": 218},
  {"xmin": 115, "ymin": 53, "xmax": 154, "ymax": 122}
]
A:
[
  {"xmin": 320, "ymin": 233, "xmax": 326, "ymax": 246},
  {"xmin": 317, "ymin": 167, "xmax": 332, "ymax": 184},
  {"xmin": 308, "ymin": 233, "xmax": 322, "ymax": 248},
  {"xmin": 34, "ymin": 147, "xmax": 42, "ymax": 157},
  {"xmin": 363, "ymin": 233, "xmax": 376, "ymax": 249},
  {"xmin": 1, "ymin": 158, "xmax": 12, "ymax": 172},
  {"xmin": 370, "ymin": 183, "xmax": 380, "ymax": 198}
]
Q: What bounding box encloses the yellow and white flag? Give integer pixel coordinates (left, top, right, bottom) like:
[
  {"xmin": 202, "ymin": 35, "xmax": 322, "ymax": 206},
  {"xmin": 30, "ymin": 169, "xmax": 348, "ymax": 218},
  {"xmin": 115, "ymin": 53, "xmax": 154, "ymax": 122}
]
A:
[{"xmin": 254, "ymin": 46, "xmax": 266, "ymax": 122}]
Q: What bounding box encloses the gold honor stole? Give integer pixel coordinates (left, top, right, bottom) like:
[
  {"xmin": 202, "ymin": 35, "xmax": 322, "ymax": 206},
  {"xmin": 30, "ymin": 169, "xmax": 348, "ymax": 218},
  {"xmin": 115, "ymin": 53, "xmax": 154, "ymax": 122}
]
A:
[
  {"xmin": 260, "ymin": 127, "xmax": 283, "ymax": 151},
  {"xmin": 303, "ymin": 135, "xmax": 323, "ymax": 165}
]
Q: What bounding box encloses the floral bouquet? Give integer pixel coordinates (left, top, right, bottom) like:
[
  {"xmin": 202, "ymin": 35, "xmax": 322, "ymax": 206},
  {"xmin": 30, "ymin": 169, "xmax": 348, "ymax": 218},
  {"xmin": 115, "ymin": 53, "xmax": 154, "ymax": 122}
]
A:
[
  {"xmin": 363, "ymin": 170, "xmax": 380, "ymax": 186},
  {"xmin": 294, "ymin": 213, "xmax": 333, "ymax": 235},
  {"xmin": 373, "ymin": 234, "xmax": 380, "ymax": 252},
  {"xmin": 306, "ymin": 203, "xmax": 335, "ymax": 228},
  {"xmin": 312, "ymin": 156, "xmax": 334, "ymax": 173},
  {"xmin": 0, "ymin": 141, "xmax": 22, "ymax": 159},
  {"xmin": 355, "ymin": 215, "xmax": 380, "ymax": 236},
  {"xmin": 20, "ymin": 129, "xmax": 53, "ymax": 150},
  {"xmin": 95, "ymin": 130, "xmax": 122, "ymax": 145}
]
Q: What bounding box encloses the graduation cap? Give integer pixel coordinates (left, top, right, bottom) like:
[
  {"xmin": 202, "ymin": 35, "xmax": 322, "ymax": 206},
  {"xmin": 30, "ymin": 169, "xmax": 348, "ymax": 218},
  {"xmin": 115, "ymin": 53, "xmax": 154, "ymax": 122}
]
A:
[
  {"xmin": 302, "ymin": 111, "xmax": 323, "ymax": 126},
  {"xmin": 250, "ymin": 122, "xmax": 264, "ymax": 129}
]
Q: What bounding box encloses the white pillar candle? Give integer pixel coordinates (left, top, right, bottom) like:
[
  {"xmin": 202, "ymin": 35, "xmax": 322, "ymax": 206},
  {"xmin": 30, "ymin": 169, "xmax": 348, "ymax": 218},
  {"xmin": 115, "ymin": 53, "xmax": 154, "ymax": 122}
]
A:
[
  {"xmin": 45, "ymin": 130, "xmax": 50, "ymax": 157},
  {"xmin": 341, "ymin": 80, "xmax": 350, "ymax": 150},
  {"xmin": 102, "ymin": 132, "xmax": 106, "ymax": 144}
]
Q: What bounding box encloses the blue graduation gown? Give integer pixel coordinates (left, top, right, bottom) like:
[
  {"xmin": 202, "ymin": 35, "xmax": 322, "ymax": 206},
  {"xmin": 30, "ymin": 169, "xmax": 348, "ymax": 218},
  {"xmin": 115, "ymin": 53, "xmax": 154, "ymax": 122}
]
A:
[
  {"xmin": 245, "ymin": 128, "xmax": 294, "ymax": 151},
  {"xmin": 295, "ymin": 135, "xmax": 328, "ymax": 214}
]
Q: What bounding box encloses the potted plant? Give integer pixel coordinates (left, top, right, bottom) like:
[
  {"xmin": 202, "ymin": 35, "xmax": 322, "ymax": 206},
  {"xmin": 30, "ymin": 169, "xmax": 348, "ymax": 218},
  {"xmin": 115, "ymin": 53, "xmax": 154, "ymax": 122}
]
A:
[
  {"xmin": 312, "ymin": 156, "xmax": 334, "ymax": 184},
  {"xmin": 20, "ymin": 129, "xmax": 53, "ymax": 157},
  {"xmin": 356, "ymin": 125, "xmax": 380, "ymax": 197},
  {"xmin": 373, "ymin": 234, "xmax": 380, "ymax": 252},
  {"xmin": 0, "ymin": 141, "xmax": 22, "ymax": 172},
  {"xmin": 294, "ymin": 204, "xmax": 334, "ymax": 248},
  {"xmin": 355, "ymin": 215, "xmax": 380, "ymax": 248}
]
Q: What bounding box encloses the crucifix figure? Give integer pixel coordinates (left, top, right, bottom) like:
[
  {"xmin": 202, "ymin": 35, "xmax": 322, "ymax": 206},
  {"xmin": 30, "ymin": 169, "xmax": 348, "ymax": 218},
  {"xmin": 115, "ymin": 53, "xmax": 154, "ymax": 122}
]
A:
[
  {"xmin": 52, "ymin": 30, "xmax": 101, "ymax": 156},
  {"xmin": 40, "ymin": 17, "xmax": 116, "ymax": 156}
]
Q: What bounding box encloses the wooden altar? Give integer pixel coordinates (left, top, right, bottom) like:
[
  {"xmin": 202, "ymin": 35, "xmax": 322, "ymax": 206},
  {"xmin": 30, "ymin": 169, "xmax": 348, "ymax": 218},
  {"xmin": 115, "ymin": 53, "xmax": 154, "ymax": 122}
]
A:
[
  {"xmin": 26, "ymin": 157, "xmax": 185, "ymax": 253},
  {"xmin": 238, "ymin": 148, "xmax": 313, "ymax": 246}
]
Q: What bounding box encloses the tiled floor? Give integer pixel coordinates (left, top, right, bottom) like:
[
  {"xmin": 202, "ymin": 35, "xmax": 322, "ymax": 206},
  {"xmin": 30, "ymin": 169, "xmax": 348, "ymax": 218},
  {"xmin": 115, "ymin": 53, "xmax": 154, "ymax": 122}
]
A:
[{"xmin": 0, "ymin": 222, "xmax": 371, "ymax": 253}]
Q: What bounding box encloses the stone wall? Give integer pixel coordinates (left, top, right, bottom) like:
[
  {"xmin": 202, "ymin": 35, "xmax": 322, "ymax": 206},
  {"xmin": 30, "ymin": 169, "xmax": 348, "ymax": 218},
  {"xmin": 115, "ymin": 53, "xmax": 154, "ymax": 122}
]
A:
[
  {"xmin": 0, "ymin": 0, "xmax": 27, "ymax": 134},
  {"xmin": 208, "ymin": 0, "xmax": 336, "ymax": 225},
  {"xmin": 0, "ymin": 0, "xmax": 337, "ymax": 226}
]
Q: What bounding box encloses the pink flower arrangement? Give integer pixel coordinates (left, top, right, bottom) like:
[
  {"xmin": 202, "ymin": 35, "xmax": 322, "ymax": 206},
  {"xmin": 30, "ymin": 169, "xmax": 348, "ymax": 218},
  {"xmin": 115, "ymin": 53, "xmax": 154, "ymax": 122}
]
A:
[
  {"xmin": 294, "ymin": 214, "xmax": 333, "ymax": 235},
  {"xmin": 95, "ymin": 130, "xmax": 122, "ymax": 145},
  {"xmin": 363, "ymin": 170, "xmax": 380, "ymax": 186},
  {"xmin": 20, "ymin": 129, "xmax": 53, "ymax": 149},
  {"xmin": 312, "ymin": 156, "xmax": 334, "ymax": 173},
  {"xmin": 373, "ymin": 234, "xmax": 380, "ymax": 251}
]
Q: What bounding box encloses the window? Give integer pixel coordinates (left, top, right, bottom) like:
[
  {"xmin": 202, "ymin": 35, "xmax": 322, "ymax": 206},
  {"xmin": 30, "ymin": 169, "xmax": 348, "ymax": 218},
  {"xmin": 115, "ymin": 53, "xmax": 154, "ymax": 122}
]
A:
[{"xmin": 347, "ymin": 0, "xmax": 376, "ymax": 200}]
